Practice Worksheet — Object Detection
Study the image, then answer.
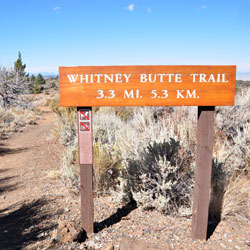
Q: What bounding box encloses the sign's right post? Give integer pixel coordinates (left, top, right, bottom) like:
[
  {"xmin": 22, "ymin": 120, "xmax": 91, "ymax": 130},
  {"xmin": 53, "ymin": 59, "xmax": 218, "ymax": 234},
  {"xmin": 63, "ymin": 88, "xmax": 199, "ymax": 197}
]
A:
[{"xmin": 192, "ymin": 106, "xmax": 215, "ymax": 240}]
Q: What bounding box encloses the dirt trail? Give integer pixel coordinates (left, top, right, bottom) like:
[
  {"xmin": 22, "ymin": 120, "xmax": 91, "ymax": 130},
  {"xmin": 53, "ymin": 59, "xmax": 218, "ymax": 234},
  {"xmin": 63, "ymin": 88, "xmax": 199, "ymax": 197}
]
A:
[{"xmin": 0, "ymin": 106, "xmax": 69, "ymax": 249}]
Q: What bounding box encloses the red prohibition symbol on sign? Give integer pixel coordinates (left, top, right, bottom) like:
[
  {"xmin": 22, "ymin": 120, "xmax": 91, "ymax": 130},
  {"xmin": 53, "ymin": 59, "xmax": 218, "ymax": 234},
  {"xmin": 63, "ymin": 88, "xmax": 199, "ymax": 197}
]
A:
[
  {"xmin": 80, "ymin": 110, "xmax": 90, "ymax": 120},
  {"xmin": 80, "ymin": 122, "xmax": 90, "ymax": 132},
  {"xmin": 79, "ymin": 109, "xmax": 91, "ymax": 132}
]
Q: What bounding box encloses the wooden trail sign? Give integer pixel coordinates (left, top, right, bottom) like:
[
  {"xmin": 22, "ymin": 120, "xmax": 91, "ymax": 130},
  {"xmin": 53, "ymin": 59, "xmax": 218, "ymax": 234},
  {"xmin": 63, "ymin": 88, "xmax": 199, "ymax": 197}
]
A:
[
  {"xmin": 59, "ymin": 65, "xmax": 236, "ymax": 107},
  {"xmin": 59, "ymin": 65, "xmax": 236, "ymax": 240}
]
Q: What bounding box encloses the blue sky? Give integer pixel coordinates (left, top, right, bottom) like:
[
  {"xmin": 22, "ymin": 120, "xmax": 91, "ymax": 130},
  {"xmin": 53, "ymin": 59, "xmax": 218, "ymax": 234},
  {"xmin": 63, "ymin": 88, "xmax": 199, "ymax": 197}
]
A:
[{"xmin": 0, "ymin": 0, "xmax": 250, "ymax": 74}]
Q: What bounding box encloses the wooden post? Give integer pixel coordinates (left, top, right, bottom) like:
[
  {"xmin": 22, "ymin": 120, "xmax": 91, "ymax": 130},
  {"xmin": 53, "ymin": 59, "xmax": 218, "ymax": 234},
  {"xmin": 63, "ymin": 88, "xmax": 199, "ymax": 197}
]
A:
[
  {"xmin": 192, "ymin": 106, "xmax": 215, "ymax": 240},
  {"xmin": 77, "ymin": 107, "xmax": 94, "ymax": 234}
]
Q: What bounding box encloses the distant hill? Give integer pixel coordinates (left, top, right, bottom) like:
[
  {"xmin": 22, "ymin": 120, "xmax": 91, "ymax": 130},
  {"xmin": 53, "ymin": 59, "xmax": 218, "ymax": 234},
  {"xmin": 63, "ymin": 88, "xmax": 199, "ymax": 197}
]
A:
[
  {"xmin": 237, "ymin": 72, "xmax": 250, "ymax": 80},
  {"xmin": 28, "ymin": 72, "xmax": 58, "ymax": 79}
]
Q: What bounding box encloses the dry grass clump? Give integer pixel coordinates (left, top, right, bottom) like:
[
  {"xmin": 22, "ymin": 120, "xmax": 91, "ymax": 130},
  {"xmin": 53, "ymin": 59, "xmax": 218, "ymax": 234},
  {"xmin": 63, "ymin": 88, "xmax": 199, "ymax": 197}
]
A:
[
  {"xmin": 46, "ymin": 97, "xmax": 80, "ymax": 191},
  {"xmin": 93, "ymin": 142, "xmax": 123, "ymax": 194},
  {"xmin": 213, "ymin": 87, "xmax": 249, "ymax": 177},
  {"xmin": 113, "ymin": 107, "xmax": 135, "ymax": 121},
  {"xmin": 209, "ymin": 85, "xmax": 250, "ymax": 222},
  {"xmin": 46, "ymin": 96, "xmax": 77, "ymax": 147},
  {"xmin": 93, "ymin": 108, "xmax": 126, "ymax": 194},
  {"xmin": 0, "ymin": 107, "xmax": 40, "ymax": 136},
  {"xmin": 54, "ymin": 107, "xmax": 77, "ymax": 147},
  {"xmin": 52, "ymin": 105, "xmax": 125, "ymax": 193},
  {"xmin": 221, "ymin": 175, "xmax": 250, "ymax": 223},
  {"xmin": 61, "ymin": 139, "xmax": 80, "ymax": 192},
  {"xmin": 235, "ymin": 85, "xmax": 250, "ymax": 105},
  {"xmin": 44, "ymin": 78, "xmax": 59, "ymax": 90},
  {"xmin": 45, "ymin": 96, "xmax": 60, "ymax": 111}
]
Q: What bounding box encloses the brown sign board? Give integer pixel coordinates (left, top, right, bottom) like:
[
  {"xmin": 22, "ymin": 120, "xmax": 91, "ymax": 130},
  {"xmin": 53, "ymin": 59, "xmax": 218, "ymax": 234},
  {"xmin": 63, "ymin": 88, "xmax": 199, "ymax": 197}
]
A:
[{"xmin": 59, "ymin": 65, "xmax": 236, "ymax": 107}]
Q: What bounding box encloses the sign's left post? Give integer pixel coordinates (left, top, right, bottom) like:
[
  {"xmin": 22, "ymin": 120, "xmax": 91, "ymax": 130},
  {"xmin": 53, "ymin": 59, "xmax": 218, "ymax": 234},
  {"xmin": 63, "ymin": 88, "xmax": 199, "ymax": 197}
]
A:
[{"xmin": 77, "ymin": 107, "xmax": 94, "ymax": 234}]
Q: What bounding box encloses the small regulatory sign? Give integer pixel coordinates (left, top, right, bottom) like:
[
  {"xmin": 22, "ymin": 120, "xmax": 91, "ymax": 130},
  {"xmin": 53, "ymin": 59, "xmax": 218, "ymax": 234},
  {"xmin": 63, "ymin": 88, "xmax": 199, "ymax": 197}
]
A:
[
  {"xmin": 80, "ymin": 122, "xmax": 90, "ymax": 132},
  {"xmin": 80, "ymin": 110, "xmax": 91, "ymax": 120},
  {"xmin": 79, "ymin": 109, "xmax": 91, "ymax": 132}
]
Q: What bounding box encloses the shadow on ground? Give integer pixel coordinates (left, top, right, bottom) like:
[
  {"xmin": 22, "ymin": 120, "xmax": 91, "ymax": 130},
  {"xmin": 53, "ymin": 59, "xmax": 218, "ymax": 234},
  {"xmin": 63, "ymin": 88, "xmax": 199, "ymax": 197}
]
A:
[
  {"xmin": 0, "ymin": 175, "xmax": 20, "ymax": 195},
  {"xmin": 0, "ymin": 198, "xmax": 57, "ymax": 250},
  {"xmin": 0, "ymin": 168, "xmax": 11, "ymax": 174},
  {"xmin": 0, "ymin": 145, "xmax": 29, "ymax": 156},
  {"xmin": 207, "ymin": 220, "xmax": 220, "ymax": 239},
  {"xmin": 94, "ymin": 199, "xmax": 137, "ymax": 233},
  {"xmin": 0, "ymin": 133, "xmax": 9, "ymax": 140},
  {"xmin": 76, "ymin": 200, "xmax": 137, "ymax": 243},
  {"xmin": 206, "ymin": 159, "xmax": 226, "ymax": 239}
]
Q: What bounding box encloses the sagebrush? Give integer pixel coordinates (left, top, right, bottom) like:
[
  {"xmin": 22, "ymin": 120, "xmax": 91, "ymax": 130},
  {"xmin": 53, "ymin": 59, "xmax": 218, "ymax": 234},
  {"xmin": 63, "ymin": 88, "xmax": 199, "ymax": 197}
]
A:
[{"xmin": 54, "ymin": 83, "xmax": 250, "ymax": 221}]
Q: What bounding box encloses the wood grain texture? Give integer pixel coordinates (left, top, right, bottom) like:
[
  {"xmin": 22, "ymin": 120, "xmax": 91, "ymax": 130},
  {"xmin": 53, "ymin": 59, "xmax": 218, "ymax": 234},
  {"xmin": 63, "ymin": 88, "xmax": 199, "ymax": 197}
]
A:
[
  {"xmin": 59, "ymin": 65, "xmax": 236, "ymax": 107},
  {"xmin": 80, "ymin": 164, "xmax": 94, "ymax": 234},
  {"xmin": 192, "ymin": 106, "xmax": 215, "ymax": 240}
]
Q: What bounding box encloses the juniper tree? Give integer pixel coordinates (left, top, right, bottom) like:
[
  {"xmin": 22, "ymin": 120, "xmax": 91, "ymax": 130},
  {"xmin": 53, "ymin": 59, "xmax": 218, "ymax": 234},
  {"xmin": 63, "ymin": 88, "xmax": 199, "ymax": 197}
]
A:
[
  {"xmin": 14, "ymin": 51, "xmax": 26, "ymax": 77},
  {"xmin": 29, "ymin": 74, "xmax": 45, "ymax": 94},
  {"xmin": 0, "ymin": 67, "xmax": 30, "ymax": 108},
  {"xmin": 30, "ymin": 74, "xmax": 36, "ymax": 82},
  {"xmin": 35, "ymin": 73, "xmax": 45, "ymax": 85}
]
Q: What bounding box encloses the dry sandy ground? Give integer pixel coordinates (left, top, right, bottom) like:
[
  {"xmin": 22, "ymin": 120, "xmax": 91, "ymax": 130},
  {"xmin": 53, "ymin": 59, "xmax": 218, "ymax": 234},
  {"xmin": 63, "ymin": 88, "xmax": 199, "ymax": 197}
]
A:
[
  {"xmin": 0, "ymin": 105, "xmax": 249, "ymax": 250},
  {"xmin": 0, "ymin": 106, "xmax": 69, "ymax": 249}
]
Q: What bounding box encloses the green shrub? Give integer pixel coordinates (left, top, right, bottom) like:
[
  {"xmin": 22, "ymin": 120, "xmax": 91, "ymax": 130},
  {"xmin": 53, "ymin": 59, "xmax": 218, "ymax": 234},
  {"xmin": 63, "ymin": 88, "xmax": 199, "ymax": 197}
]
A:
[
  {"xmin": 30, "ymin": 83, "xmax": 43, "ymax": 94},
  {"xmin": 30, "ymin": 74, "xmax": 36, "ymax": 82},
  {"xmin": 118, "ymin": 139, "xmax": 194, "ymax": 215},
  {"xmin": 51, "ymin": 81, "xmax": 57, "ymax": 89},
  {"xmin": 35, "ymin": 73, "xmax": 45, "ymax": 85}
]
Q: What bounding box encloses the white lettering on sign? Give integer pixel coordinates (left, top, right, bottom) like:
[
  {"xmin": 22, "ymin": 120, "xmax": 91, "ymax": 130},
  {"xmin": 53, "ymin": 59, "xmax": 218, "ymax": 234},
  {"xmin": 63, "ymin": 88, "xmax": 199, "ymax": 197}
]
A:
[
  {"xmin": 151, "ymin": 90, "xmax": 168, "ymax": 98},
  {"xmin": 96, "ymin": 90, "xmax": 115, "ymax": 99},
  {"xmin": 123, "ymin": 90, "xmax": 141, "ymax": 98},
  {"xmin": 177, "ymin": 90, "xmax": 185, "ymax": 98},
  {"xmin": 95, "ymin": 89, "xmax": 200, "ymax": 99},
  {"xmin": 67, "ymin": 74, "xmax": 79, "ymax": 83},
  {"xmin": 124, "ymin": 90, "xmax": 134, "ymax": 98},
  {"xmin": 68, "ymin": 74, "xmax": 132, "ymax": 84},
  {"xmin": 177, "ymin": 90, "xmax": 199, "ymax": 99},
  {"xmin": 175, "ymin": 74, "xmax": 182, "ymax": 82},
  {"xmin": 60, "ymin": 65, "xmax": 236, "ymax": 106},
  {"xmin": 140, "ymin": 73, "xmax": 182, "ymax": 83},
  {"xmin": 190, "ymin": 74, "xmax": 229, "ymax": 83},
  {"xmin": 80, "ymin": 74, "xmax": 89, "ymax": 83},
  {"xmin": 67, "ymin": 73, "xmax": 230, "ymax": 84}
]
